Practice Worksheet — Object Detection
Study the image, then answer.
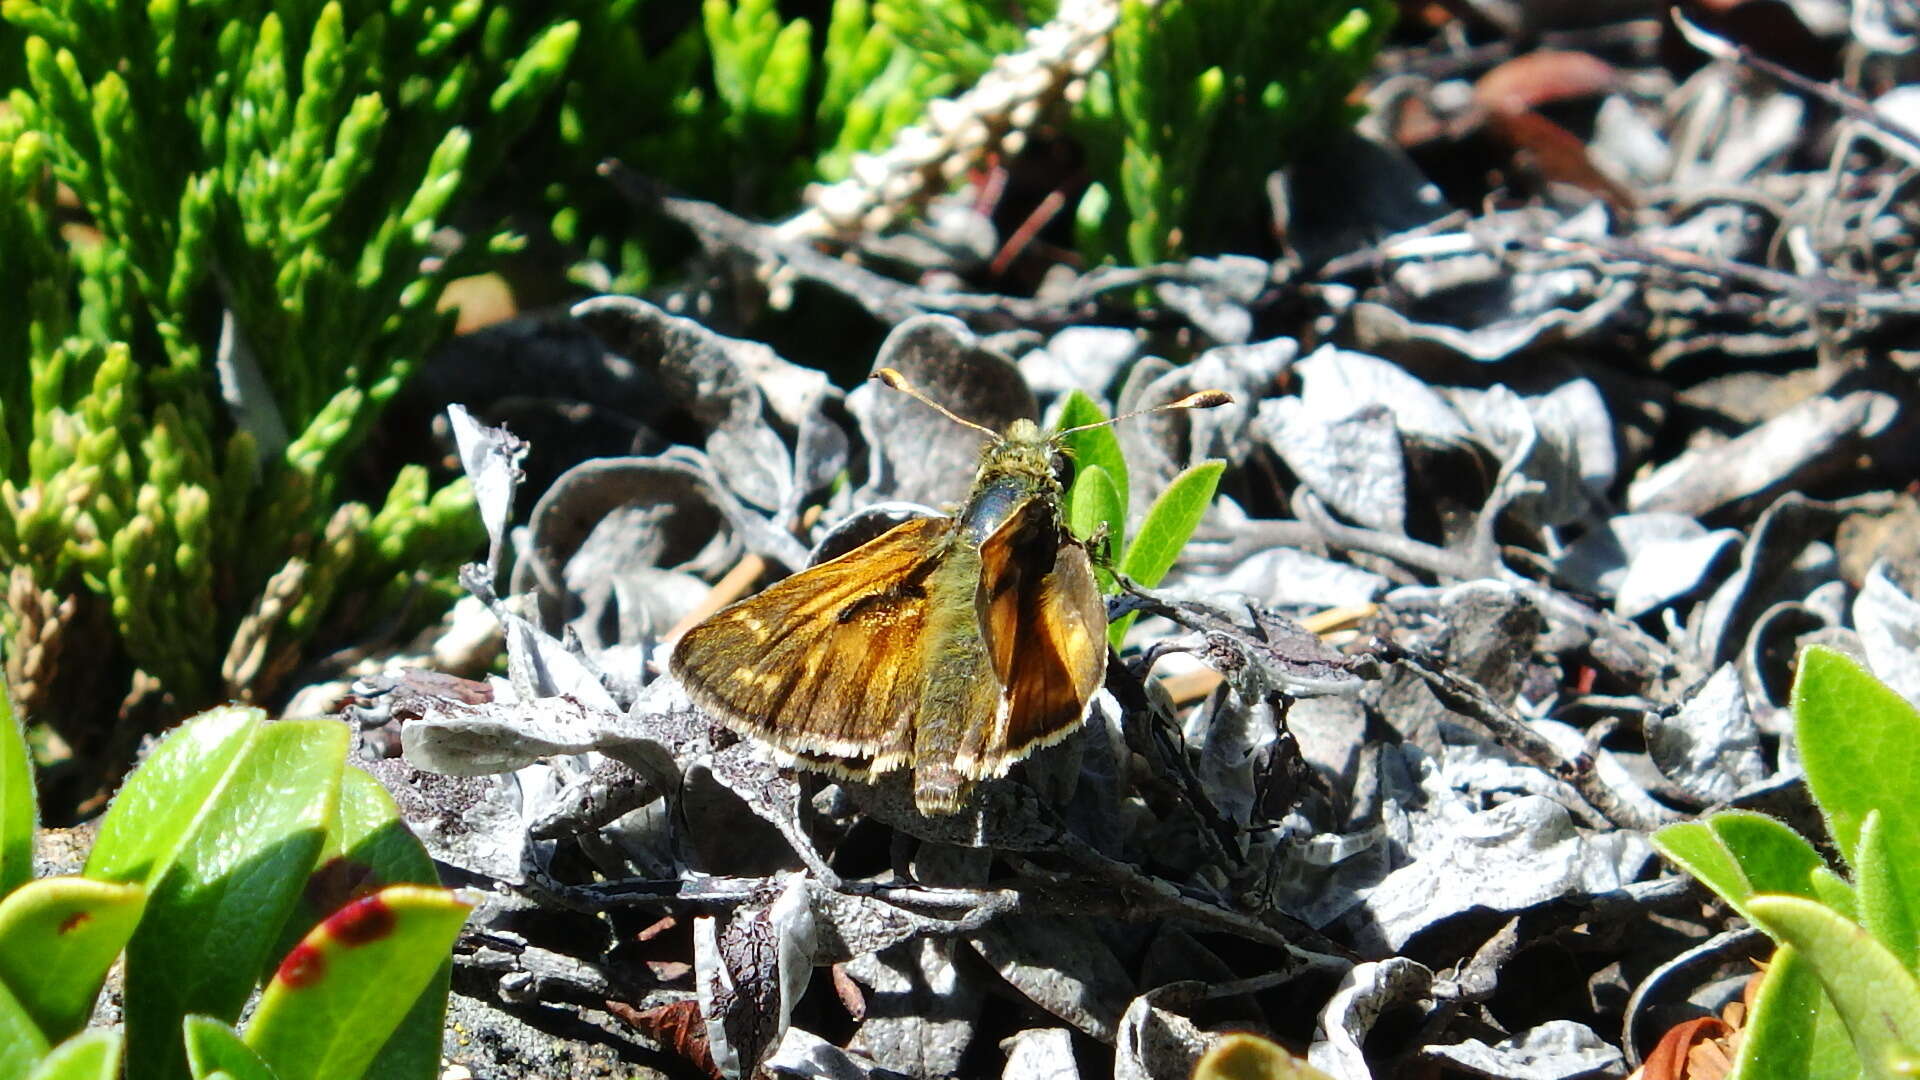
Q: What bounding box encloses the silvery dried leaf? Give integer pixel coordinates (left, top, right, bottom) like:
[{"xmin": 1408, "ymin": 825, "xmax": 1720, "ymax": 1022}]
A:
[
  {"xmin": 1554, "ymin": 514, "xmax": 1739, "ymax": 619},
  {"xmin": 399, "ymin": 684, "xmax": 635, "ymax": 777},
  {"xmin": 1018, "ymin": 326, "xmax": 1141, "ymax": 401},
  {"xmin": 514, "ymin": 453, "xmax": 812, "ymax": 658},
  {"xmin": 850, "ymin": 315, "xmax": 1034, "ymax": 508},
  {"xmin": 1645, "ymin": 664, "xmax": 1768, "ymax": 804},
  {"xmin": 1445, "ymin": 384, "xmax": 1587, "ymax": 528},
  {"xmin": 1347, "ymin": 770, "xmax": 1654, "ymax": 952},
  {"xmin": 1000, "ymin": 1027, "xmax": 1080, "ymax": 1080},
  {"xmin": 363, "ymin": 754, "xmax": 573, "ymax": 885},
  {"xmin": 1349, "ymin": 276, "xmax": 1635, "ymax": 365},
  {"xmin": 1189, "ymin": 693, "xmax": 1279, "ymax": 829},
  {"xmin": 764, "ymin": 1027, "xmax": 879, "ymax": 1080},
  {"xmin": 1690, "ymin": 493, "xmax": 1858, "ymax": 669},
  {"xmin": 1262, "ymin": 820, "xmax": 1392, "ymax": 929},
  {"xmin": 447, "ymin": 403, "xmax": 526, "ymax": 575},
  {"xmin": 968, "ymin": 915, "xmax": 1135, "ymax": 1040},
  {"xmin": 1122, "ymin": 340, "xmax": 1283, "ymax": 471},
  {"xmin": 1627, "ymin": 390, "xmax": 1899, "ymax": 517},
  {"xmin": 1283, "ymin": 346, "xmax": 1471, "ymax": 447},
  {"xmin": 574, "ymin": 295, "xmax": 813, "ymax": 520},
  {"xmin": 1854, "ymin": 559, "xmax": 1920, "ymax": 709},
  {"xmin": 1421, "ymin": 1019, "xmax": 1625, "ymax": 1079},
  {"xmin": 527, "ymin": 757, "xmax": 660, "ymax": 840},
  {"xmin": 846, "ymin": 938, "xmax": 983, "ymax": 1077},
  {"xmin": 1177, "ymin": 545, "xmax": 1390, "ymax": 610},
  {"xmin": 1151, "ymin": 255, "xmax": 1272, "ymax": 345},
  {"xmin": 1309, "ymin": 958, "xmax": 1433, "ymax": 1080},
  {"xmin": 1113, "ymin": 983, "xmax": 1213, "ymax": 1080},
  {"xmin": 1264, "ymin": 398, "xmax": 1407, "ymax": 533}
]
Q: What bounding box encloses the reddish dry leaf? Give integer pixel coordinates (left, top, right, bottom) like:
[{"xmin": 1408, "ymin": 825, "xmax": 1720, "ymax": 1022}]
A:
[
  {"xmin": 637, "ymin": 914, "xmax": 680, "ymax": 943},
  {"xmin": 1486, "ymin": 109, "xmax": 1637, "ymax": 211},
  {"xmin": 1635, "ymin": 1015, "xmax": 1733, "ymax": 1080},
  {"xmin": 1632, "ymin": 978, "xmax": 1753, "ymax": 1080},
  {"xmin": 831, "ymin": 962, "xmax": 868, "ymax": 1022},
  {"xmin": 616, "ymin": 998, "xmax": 721, "ymax": 1079},
  {"xmin": 1474, "ymin": 50, "xmax": 1619, "ymax": 115}
]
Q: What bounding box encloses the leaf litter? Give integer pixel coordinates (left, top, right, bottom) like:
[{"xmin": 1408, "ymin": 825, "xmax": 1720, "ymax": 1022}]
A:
[{"xmin": 320, "ymin": 10, "xmax": 1920, "ymax": 1077}]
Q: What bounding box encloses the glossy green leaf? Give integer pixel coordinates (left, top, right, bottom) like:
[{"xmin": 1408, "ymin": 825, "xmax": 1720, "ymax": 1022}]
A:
[
  {"xmin": 246, "ymin": 885, "xmax": 475, "ymax": 1080},
  {"xmin": 1810, "ymin": 867, "xmax": 1860, "ymax": 923},
  {"xmin": 1121, "ymin": 460, "xmax": 1224, "ymax": 589},
  {"xmin": 123, "ymin": 719, "xmax": 349, "ymax": 1080},
  {"xmin": 1066, "ymin": 463, "xmax": 1123, "ymax": 590},
  {"xmin": 1732, "ymin": 943, "xmax": 1856, "ymax": 1080},
  {"xmin": 0, "ymin": 969, "xmax": 50, "ymax": 1078},
  {"xmin": 1057, "ymin": 391, "xmax": 1129, "ymax": 525},
  {"xmin": 24, "ymin": 1030, "xmax": 120, "ymax": 1080},
  {"xmin": 182, "ymin": 1016, "xmax": 276, "ymax": 1080},
  {"xmin": 1650, "ymin": 822, "xmax": 1747, "ymax": 904},
  {"xmin": 1748, "ymin": 895, "xmax": 1920, "ymax": 1078},
  {"xmin": 1652, "ymin": 811, "xmax": 1834, "ymax": 920},
  {"xmin": 0, "ymin": 687, "xmax": 31, "ymax": 898},
  {"xmin": 273, "ymin": 767, "xmax": 447, "ymax": 1079},
  {"xmin": 1857, "ymin": 810, "xmax": 1918, "ymax": 974},
  {"xmin": 0, "ymin": 876, "xmax": 145, "ymax": 1040},
  {"xmin": 85, "ymin": 705, "xmax": 261, "ymax": 886},
  {"xmin": 1793, "ymin": 646, "xmax": 1920, "ymax": 874}
]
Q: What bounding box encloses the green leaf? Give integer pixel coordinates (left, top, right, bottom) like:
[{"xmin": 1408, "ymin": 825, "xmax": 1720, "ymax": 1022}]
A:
[
  {"xmin": 1732, "ymin": 943, "xmax": 1857, "ymax": 1080},
  {"xmin": 1650, "ymin": 822, "xmax": 1748, "ymax": 904},
  {"xmin": 1105, "ymin": 459, "xmax": 1224, "ymax": 647},
  {"xmin": 1066, "ymin": 464, "xmax": 1123, "ymax": 587},
  {"xmin": 0, "ymin": 972, "xmax": 50, "ymax": 1078},
  {"xmin": 245, "ymin": 885, "xmax": 475, "ymax": 1080},
  {"xmin": 1794, "ymin": 646, "xmax": 1920, "ymax": 880},
  {"xmin": 121, "ymin": 719, "xmax": 349, "ymax": 1080},
  {"xmin": 182, "ymin": 1016, "xmax": 276, "ymax": 1080},
  {"xmin": 24, "ymin": 1030, "xmax": 120, "ymax": 1080},
  {"xmin": 1748, "ymin": 894, "xmax": 1920, "ymax": 1079},
  {"xmin": 1654, "ymin": 810, "xmax": 1851, "ymax": 929},
  {"xmin": 1857, "ymin": 810, "xmax": 1918, "ymax": 974},
  {"xmin": 267, "ymin": 767, "xmax": 446, "ymax": 1078},
  {"xmin": 1056, "ymin": 390, "xmax": 1129, "ymax": 525},
  {"xmin": 0, "ymin": 876, "xmax": 145, "ymax": 1041},
  {"xmin": 1120, "ymin": 459, "xmax": 1224, "ymax": 588},
  {"xmin": 85, "ymin": 705, "xmax": 261, "ymax": 887},
  {"xmin": 0, "ymin": 686, "xmax": 32, "ymax": 898}
]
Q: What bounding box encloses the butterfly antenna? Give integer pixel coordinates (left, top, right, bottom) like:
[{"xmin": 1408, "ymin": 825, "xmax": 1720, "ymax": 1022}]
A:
[
  {"xmin": 872, "ymin": 368, "xmax": 1002, "ymax": 439},
  {"xmin": 1055, "ymin": 389, "xmax": 1234, "ymax": 436}
]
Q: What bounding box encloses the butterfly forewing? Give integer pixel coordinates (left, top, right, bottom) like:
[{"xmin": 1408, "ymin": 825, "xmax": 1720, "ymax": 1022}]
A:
[
  {"xmin": 670, "ymin": 516, "xmax": 949, "ymax": 765},
  {"xmin": 968, "ymin": 497, "xmax": 1107, "ymax": 773}
]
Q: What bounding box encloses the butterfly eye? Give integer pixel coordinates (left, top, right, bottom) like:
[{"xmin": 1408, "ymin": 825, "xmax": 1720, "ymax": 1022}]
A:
[{"xmin": 1050, "ymin": 452, "xmax": 1073, "ymax": 486}]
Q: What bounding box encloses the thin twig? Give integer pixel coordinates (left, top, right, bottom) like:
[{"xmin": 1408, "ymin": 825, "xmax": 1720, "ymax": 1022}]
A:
[{"xmin": 1377, "ymin": 639, "xmax": 1683, "ymax": 832}]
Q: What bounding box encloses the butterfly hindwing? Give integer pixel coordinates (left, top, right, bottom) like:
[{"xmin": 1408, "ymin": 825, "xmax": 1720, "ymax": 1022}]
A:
[{"xmin": 670, "ymin": 516, "xmax": 950, "ymax": 768}]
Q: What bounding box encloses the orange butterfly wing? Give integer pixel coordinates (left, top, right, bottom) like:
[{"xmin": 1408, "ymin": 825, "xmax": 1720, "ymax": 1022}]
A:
[
  {"xmin": 670, "ymin": 516, "xmax": 951, "ymax": 772},
  {"xmin": 964, "ymin": 497, "xmax": 1107, "ymax": 775}
]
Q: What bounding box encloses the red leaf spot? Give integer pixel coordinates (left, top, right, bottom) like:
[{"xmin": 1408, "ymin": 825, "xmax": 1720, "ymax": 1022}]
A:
[
  {"xmin": 58, "ymin": 911, "xmax": 91, "ymax": 934},
  {"xmin": 305, "ymin": 856, "xmax": 379, "ymax": 915},
  {"xmin": 325, "ymin": 894, "xmax": 396, "ymax": 946},
  {"xmin": 277, "ymin": 944, "xmax": 326, "ymax": 988}
]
